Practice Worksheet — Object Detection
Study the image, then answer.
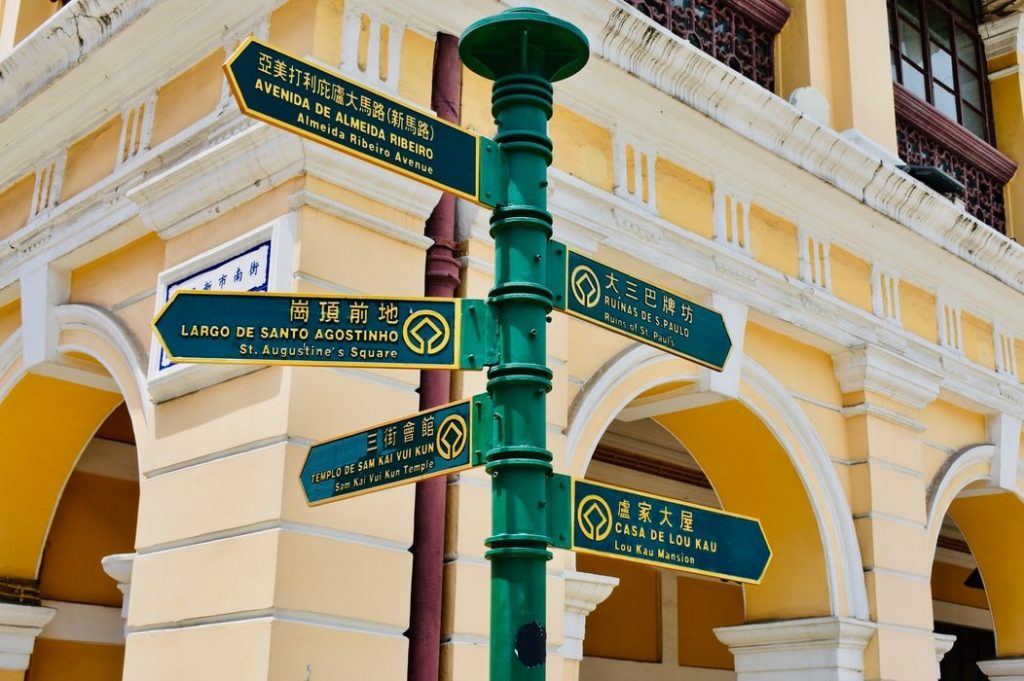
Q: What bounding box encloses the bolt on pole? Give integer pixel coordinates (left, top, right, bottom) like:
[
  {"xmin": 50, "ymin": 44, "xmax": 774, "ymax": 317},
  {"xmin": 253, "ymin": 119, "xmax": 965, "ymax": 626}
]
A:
[{"xmin": 459, "ymin": 9, "xmax": 589, "ymax": 681}]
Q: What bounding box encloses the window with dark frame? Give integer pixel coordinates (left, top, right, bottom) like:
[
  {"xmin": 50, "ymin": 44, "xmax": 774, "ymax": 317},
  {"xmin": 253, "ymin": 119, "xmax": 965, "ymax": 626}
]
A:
[{"xmin": 889, "ymin": 0, "xmax": 993, "ymax": 142}]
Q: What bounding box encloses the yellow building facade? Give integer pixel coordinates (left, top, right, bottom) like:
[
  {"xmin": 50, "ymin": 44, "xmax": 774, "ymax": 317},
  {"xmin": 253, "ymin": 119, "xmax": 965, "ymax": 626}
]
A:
[{"xmin": 0, "ymin": 1, "xmax": 1022, "ymax": 680}]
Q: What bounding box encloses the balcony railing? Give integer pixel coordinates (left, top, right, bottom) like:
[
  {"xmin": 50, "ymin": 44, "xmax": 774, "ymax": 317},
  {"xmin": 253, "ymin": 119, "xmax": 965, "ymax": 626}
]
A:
[
  {"xmin": 620, "ymin": 0, "xmax": 790, "ymax": 92},
  {"xmin": 894, "ymin": 84, "xmax": 1017, "ymax": 234}
]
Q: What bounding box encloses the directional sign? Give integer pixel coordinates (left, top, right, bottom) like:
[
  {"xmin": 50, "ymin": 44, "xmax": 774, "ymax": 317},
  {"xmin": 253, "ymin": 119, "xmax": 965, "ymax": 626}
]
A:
[
  {"xmin": 301, "ymin": 396, "xmax": 489, "ymax": 504},
  {"xmin": 548, "ymin": 242, "xmax": 732, "ymax": 371},
  {"xmin": 152, "ymin": 291, "xmax": 492, "ymax": 370},
  {"xmin": 224, "ymin": 37, "xmax": 501, "ymax": 206},
  {"xmin": 552, "ymin": 477, "xmax": 770, "ymax": 583}
]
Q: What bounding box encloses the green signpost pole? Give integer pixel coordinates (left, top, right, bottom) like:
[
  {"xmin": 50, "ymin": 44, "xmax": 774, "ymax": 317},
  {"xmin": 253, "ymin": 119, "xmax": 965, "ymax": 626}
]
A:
[{"xmin": 459, "ymin": 9, "xmax": 589, "ymax": 680}]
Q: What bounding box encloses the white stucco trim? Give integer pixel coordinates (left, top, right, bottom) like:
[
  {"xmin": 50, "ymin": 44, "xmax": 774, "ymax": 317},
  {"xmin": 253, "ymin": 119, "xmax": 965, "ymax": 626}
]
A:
[
  {"xmin": 925, "ymin": 444, "xmax": 998, "ymax": 552},
  {"xmin": 0, "ymin": 603, "xmax": 56, "ymax": 671},
  {"xmin": 565, "ymin": 346, "xmax": 869, "ymax": 620},
  {"xmin": 0, "ymin": 329, "xmax": 22, "ymax": 401}
]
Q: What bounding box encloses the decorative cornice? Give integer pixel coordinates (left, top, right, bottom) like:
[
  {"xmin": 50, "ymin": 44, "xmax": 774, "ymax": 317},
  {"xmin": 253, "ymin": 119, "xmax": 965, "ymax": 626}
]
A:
[
  {"xmin": 560, "ymin": 570, "xmax": 618, "ymax": 661},
  {"xmin": 981, "ymin": 12, "xmax": 1024, "ymax": 60},
  {"xmin": 977, "ymin": 657, "xmax": 1024, "ymax": 678},
  {"xmin": 0, "ymin": 602, "xmax": 56, "ymax": 671},
  {"xmin": 831, "ymin": 345, "xmax": 943, "ymax": 410},
  {"xmin": 581, "ymin": 1, "xmax": 1024, "ymax": 294}
]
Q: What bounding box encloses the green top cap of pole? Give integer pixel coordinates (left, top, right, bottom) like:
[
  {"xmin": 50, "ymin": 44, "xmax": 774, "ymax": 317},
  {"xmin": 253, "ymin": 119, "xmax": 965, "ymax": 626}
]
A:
[{"xmin": 459, "ymin": 8, "xmax": 589, "ymax": 82}]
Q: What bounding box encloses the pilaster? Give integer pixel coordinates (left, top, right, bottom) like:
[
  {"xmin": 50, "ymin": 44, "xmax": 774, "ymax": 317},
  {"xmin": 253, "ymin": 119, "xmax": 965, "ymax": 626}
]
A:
[
  {"xmin": 714, "ymin": 616, "xmax": 875, "ymax": 680},
  {"xmin": 832, "ymin": 345, "xmax": 941, "ymax": 681}
]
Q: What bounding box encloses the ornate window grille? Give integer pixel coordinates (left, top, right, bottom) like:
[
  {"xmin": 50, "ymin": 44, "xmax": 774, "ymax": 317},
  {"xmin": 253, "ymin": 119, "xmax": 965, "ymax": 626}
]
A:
[
  {"xmin": 889, "ymin": 0, "xmax": 1017, "ymax": 232},
  {"xmin": 895, "ymin": 85, "xmax": 1015, "ymax": 232},
  {"xmin": 620, "ymin": 0, "xmax": 791, "ymax": 92}
]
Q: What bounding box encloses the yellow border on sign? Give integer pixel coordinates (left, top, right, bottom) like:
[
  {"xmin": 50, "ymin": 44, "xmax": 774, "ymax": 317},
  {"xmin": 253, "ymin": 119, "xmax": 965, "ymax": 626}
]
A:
[
  {"xmin": 151, "ymin": 289, "xmax": 465, "ymax": 371},
  {"xmin": 223, "ymin": 36, "xmax": 484, "ymax": 206},
  {"xmin": 302, "ymin": 397, "xmax": 474, "ymax": 506},
  {"xmin": 561, "ymin": 248, "xmax": 733, "ymax": 372},
  {"xmin": 569, "ymin": 477, "xmax": 772, "ymax": 584}
]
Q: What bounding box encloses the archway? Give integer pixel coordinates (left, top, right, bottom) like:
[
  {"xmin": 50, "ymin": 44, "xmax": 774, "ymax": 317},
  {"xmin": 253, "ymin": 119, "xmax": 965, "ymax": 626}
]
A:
[{"xmin": 566, "ymin": 345, "xmax": 868, "ymax": 678}]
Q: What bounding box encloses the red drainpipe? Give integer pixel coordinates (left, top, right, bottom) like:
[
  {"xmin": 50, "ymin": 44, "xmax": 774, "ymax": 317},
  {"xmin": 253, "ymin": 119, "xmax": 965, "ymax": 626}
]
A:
[{"xmin": 407, "ymin": 32, "xmax": 461, "ymax": 681}]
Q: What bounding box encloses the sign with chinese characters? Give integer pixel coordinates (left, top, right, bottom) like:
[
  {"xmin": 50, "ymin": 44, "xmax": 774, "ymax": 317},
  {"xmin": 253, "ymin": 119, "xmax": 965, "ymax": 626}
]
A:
[
  {"xmin": 566, "ymin": 478, "xmax": 770, "ymax": 583},
  {"xmin": 300, "ymin": 396, "xmax": 489, "ymax": 504},
  {"xmin": 152, "ymin": 291, "xmax": 489, "ymax": 370},
  {"xmin": 549, "ymin": 242, "xmax": 732, "ymax": 371},
  {"xmin": 157, "ymin": 241, "xmax": 272, "ymax": 371},
  {"xmin": 224, "ymin": 37, "xmax": 496, "ymax": 206}
]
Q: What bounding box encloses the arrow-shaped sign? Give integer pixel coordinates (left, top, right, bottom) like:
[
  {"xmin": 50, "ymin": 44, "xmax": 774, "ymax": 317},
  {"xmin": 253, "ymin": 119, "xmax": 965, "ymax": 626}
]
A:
[
  {"xmin": 152, "ymin": 290, "xmax": 492, "ymax": 370},
  {"xmin": 548, "ymin": 242, "xmax": 732, "ymax": 371},
  {"xmin": 224, "ymin": 37, "xmax": 503, "ymax": 206},
  {"xmin": 549, "ymin": 476, "xmax": 771, "ymax": 583}
]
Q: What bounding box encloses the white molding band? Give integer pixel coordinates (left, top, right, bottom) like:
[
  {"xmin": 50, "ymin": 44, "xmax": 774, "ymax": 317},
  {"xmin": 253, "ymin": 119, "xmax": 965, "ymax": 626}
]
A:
[
  {"xmin": 560, "ymin": 570, "xmax": 618, "ymax": 661},
  {"xmin": 831, "ymin": 345, "xmax": 942, "ymax": 410},
  {"xmin": 0, "ymin": 603, "xmax": 56, "ymax": 671},
  {"xmin": 38, "ymin": 600, "xmax": 124, "ymax": 645},
  {"xmin": 978, "ymin": 657, "xmax": 1024, "ymax": 680},
  {"xmin": 714, "ymin": 616, "xmax": 876, "ymax": 681},
  {"xmin": 934, "ymin": 633, "xmax": 957, "ymax": 680}
]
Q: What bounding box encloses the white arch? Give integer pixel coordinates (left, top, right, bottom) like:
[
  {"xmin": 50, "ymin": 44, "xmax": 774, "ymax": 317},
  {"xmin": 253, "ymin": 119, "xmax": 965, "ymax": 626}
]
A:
[
  {"xmin": 565, "ymin": 344, "xmax": 869, "ymax": 620},
  {"xmin": 925, "ymin": 443, "xmax": 997, "ymax": 550},
  {"xmin": 53, "ymin": 303, "xmax": 150, "ymax": 425},
  {"xmin": 0, "ymin": 329, "xmax": 23, "ymax": 401}
]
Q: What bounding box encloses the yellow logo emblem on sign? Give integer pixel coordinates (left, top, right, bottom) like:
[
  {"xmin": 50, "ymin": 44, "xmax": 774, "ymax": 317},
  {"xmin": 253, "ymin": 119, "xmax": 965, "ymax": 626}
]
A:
[
  {"xmin": 576, "ymin": 494, "xmax": 613, "ymax": 542},
  {"xmin": 436, "ymin": 414, "xmax": 468, "ymax": 461},
  {"xmin": 403, "ymin": 310, "xmax": 451, "ymax": 355},
  {"xmin": 570, "ymin": 265, "xmax": 601, "ymax": 309}
]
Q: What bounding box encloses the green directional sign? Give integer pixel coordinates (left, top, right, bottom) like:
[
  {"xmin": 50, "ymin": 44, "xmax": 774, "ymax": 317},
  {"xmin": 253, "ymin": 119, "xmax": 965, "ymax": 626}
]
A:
[
  {"xmin": 224, "ymin": 37, "xmax": 502, "ymax": 207},
  {"xmin": 551, "ymin": 477, "xmax": 770, "ymax": 583},
  {"xmin": 548, "ymin": 241, "xmax": 732, "ymax": 371},
  {"xmin": 300, "ymin": 395, "xmax": 490, "ymax": 504},
  {"xmin": 152, "ymin": 291, "xmax": 492, "ymax": 370}
]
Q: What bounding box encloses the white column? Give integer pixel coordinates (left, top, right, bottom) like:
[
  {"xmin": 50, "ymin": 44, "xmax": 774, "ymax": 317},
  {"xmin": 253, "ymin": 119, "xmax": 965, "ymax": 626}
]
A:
[
  {"xmin": 934, "ymin": 633, "xmax": 956, "ymax": 680},
  {"xmin": 560, "ymin": 570, "xmax": 618, "ymax": 662},
  {"xmin": 0, "ymin": 603, "xmax": 56, "ymax": 671},
  {"xmin": 714, "ymin": 616, "xmax": 875, "ymax": 681},
  {"xmin": 978, "ymin": 658, "xmax": 1024, "ymax": 680}
]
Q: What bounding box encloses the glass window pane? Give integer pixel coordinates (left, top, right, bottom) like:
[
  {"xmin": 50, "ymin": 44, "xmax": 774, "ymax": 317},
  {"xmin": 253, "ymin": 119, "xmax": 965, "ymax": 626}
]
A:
[
  {"xmin": 962, "ymin": 105, "xmax": 985, "ymax": 138},
  {"xmin": 931, "ymin": 44, "xmax": 954, "ymax": 86},
  {"xmin": 955, "ymin": 28, "xmax": 979, "ymax": 69},
  {"xmin": 927, "ymin": 4, "xmax": 952, "ymax": 48},
  {"xmin": 903, "ymin": 61, "xmax": 926, "ymax": 97},
  {"xmin": 959, "ymin": 65, "xmax": 981, "ymax": 107},
  {"xmin": 933, "ymin": 83, "xmax": 957, "ymax": 120},
  {"xmin": 898, "ymin": 0, "xmax": 919, "ymax": 22},
  {"xmin": 900, "ymin": 20, "xmax": 924, "ymax": 67},
  {"xmin": 951, "ymin": 0, "xmax": 976, "ymax": 21}
]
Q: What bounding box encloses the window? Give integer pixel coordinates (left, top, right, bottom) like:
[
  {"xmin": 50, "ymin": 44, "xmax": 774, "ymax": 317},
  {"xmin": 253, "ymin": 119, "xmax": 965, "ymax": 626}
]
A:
[
  {"xmin": 621, "ymin": 0, "xmax": 791, "ymax": 93},
  {"xmin": 888, "ymin": 0, "xmax": 1017, "ymax": 233},
  {"xmin": 889, "ymin": 0, "xmax": 992, "ymax": 142}
]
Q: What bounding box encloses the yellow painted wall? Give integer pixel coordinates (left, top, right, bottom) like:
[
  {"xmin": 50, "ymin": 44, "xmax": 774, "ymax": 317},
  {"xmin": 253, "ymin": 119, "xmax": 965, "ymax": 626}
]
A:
[
  {"xmin": 550, "ymin": 105, "xmax": 613, "ymax": 192},
  {"xmin": 12, "ymin": 0, "xmax": 58, "ymax": 43},
  {"xmin": 398, "ymin": 29, "xmax": 433, "ymax": 111},
  {"xmin": 961, "ymin": 312, "xmax": 995, "ymax": 370},
  {"xmin": 677, "ymin": 577, "xmax": 742, "ymax": 669},
  {"xmin": 899, "ymin": 281, "xmax": 938, "ymax": 344},
  {"xmin": 38, "ymin": 472, "xmax": 138, "ymax": 606},
  {"xmin": 777, "ymin": 0, "xmax": 833, "ymax": 117},
  {"xmin": 745, "ymin": 323, "xmax": 842, "ymax": 406},
  {"xmin": 60, "ymin": 115, "xmax": 120, "ymax": 203},
  {"xmin": 990, "ymin": 70, "xmax": 1024, "ymax": 242},
  {"xmin": 0, "ymin": 670, "xmax": 24, "ymax": 681},
  {"xmin": 657, "ymin": 402, "xmax": 831, "ymax": 620},
  {"xmin": 949, "ymin": 494, "xmax": 1024, "ymax": 655},
  {"xmin": 26, "ymin": 639, "xmax": 123, "ymax": 681},
  {"xmin": 919, "ymin": 400, "xmax": 987, "ymax": 452},
  {"xmin": 0, "ymin": 173, "xmax": 34, "ymax": 240},
  {"xmin": 0, "ymin": 375, "xmax": 121, "ymax": 578},
  {"xmin": 268, "ymin": 0, "xmax": 316, "ymax": 56},
  {"xmin": 748, "ymin": 205, "xmax": 798, "ymax": 277},
  {"xmin": 1018, "ymin": 338, "xmax": 1024, "ymax": 384},
  {"xmin": 931, "ymin": 561, "xmax": 989, "ymax": 610},
  {"xmin": 460, "ymin": 66, "xmax": 495, "ymax": 137},
  {"xmin": 71, "ymin": 234, "xmax": 163, "ymax": 307},
  {"xmin": 830, "ymin": 245, "xmax": 873, "ymax": 313},
  {"xmin": 578, "ymin": 554, "xmax": 661, "ymax": 662},
  {"xmin": 150, "ymin": 49, "xmax": 225, "ymax": 147},
  {"xmin": 654, "ymin": 158, "xmax": 714, "ymax": 238},
  {"xmin": 0, "ymin": 300, "xmax": 19, "ymax": 346}
]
